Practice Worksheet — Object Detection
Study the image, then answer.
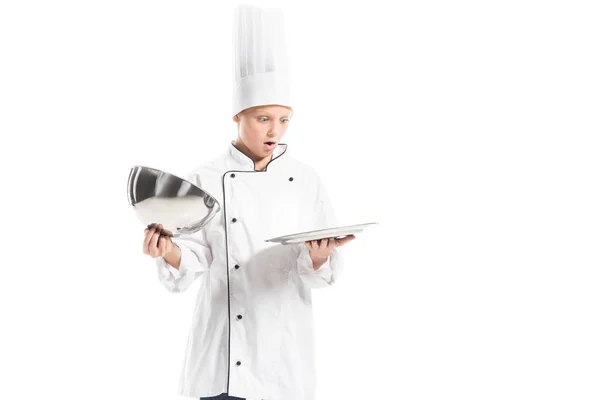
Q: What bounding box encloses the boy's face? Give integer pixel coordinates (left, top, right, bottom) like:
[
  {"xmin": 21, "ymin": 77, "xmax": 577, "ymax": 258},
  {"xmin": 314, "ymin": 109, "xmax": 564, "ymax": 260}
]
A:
[{"xmin": 233, "ymin": 105, "xmax": 292, "ymax": 160}]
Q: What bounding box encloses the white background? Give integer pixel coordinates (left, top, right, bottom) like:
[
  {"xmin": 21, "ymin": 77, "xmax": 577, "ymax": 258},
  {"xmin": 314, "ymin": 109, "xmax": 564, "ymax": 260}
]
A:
[{"xmin": 1, "ymin": 0, "xmax": 599, "ymax": 399}]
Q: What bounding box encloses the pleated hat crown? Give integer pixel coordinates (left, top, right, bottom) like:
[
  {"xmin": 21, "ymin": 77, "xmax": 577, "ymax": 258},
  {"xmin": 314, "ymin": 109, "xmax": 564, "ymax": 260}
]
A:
[{"xmin": 232, "ymin": 4, "xmax": 292, "ymax": 117}]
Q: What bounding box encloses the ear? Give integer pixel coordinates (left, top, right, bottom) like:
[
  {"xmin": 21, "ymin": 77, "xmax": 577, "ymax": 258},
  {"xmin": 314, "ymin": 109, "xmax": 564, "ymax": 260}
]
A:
[{"xmin": 232, "ymin": 114, "xmax": 240, "ymax": 123}]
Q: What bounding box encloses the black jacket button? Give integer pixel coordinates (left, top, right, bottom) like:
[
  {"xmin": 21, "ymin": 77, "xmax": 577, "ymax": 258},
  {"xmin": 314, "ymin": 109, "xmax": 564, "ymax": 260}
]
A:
[
  {"xmin": 232, "ymin": 218, "xmax": 237, "ymax": 223},
  {"xmin": 234, "ymin": 264, "xmax": 240, "ymax": 270},
  {"xmin": 237, "ymin": 314, "xmax": 242, "ymax": 320},
  {"xmin": 289, "ymin": 177, "xmax": 294, "ymax": 181},
  {"xmin": 231, "ymin": 173, "xmax": 235, "ymax": 178},
  {"xmin": 236, "ymin": 361, "xmax": 241, "ymax": 366}
]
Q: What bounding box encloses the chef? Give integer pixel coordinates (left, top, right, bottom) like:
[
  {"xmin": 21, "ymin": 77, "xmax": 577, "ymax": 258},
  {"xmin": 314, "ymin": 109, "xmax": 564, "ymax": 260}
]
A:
[{"xmin": 142, "ymin": 5, "xmax": 355, "ymax": 400}]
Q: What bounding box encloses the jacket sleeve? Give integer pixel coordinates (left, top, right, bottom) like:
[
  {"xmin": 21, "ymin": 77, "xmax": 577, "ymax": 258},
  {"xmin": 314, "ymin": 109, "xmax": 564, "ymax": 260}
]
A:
[
  {"xmin": 155, "ymin": 171, "xmax": 214, "ymax": 293},
  {"xmin": 295, "ymin": 172, "xmax": 345, "ymax": 288},
  {"xmin": 156, "ymin": 226, "xmax": 213, "ymax": 293}
]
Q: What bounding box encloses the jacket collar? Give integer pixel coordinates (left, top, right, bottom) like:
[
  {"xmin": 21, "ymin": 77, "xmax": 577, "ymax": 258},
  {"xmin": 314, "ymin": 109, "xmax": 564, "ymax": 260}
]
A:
[{"xmin": 227, "ymin": 140, "xmax": 288, "ymax": 171}]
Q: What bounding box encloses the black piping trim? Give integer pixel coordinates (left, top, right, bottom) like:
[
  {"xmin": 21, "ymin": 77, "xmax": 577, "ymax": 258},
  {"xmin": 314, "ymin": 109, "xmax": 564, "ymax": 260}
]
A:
[{"xmin": 223, "ymin": 143, "xmax": 287, "ymax": 395}]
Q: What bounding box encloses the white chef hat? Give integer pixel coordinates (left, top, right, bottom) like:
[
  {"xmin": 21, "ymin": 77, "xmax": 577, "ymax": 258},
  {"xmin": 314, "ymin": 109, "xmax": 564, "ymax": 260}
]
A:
[{"xmin": 232, "ymin": 4, "xmax": 292, "ymax": 117}]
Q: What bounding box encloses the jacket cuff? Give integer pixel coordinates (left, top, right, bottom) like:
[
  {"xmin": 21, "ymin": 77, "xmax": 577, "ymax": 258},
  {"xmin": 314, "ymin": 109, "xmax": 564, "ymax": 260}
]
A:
[
  {"xmin": 297, "ymin": 244, "xmax": 333, "ymax": 282},
  {"xmin": 156, "ymin": 242, "xmax": 194, "ymax": 279}
]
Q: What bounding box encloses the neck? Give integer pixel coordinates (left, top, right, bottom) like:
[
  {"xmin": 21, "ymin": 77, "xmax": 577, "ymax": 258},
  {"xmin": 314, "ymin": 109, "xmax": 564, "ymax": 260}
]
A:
[{"xmin": 232, "ymin": 139, "xmax": 272, "ymax": 171}]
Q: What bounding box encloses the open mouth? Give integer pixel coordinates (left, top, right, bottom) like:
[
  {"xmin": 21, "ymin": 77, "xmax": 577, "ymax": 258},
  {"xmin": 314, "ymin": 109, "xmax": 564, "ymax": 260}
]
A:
[{"xmin": 264, "ymin": 141, "xmax": 276, "ymax": 146}]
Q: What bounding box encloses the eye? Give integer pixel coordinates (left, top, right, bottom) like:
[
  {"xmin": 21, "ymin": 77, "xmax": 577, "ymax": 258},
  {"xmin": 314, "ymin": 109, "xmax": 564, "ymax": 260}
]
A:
[
  {"xmin": 258, "ymin": 117, "xmax": 269, "ymax": 122},
  {"xmin": 281, "ymin": 118, "xmax": 289, "ymax": 123}
]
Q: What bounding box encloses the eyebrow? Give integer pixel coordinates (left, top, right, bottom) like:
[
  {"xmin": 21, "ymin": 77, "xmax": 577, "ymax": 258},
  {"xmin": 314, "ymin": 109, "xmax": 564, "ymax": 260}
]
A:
[{"xmin": 255, "ymin": 110, "xmax": 291, "ymax": 118}]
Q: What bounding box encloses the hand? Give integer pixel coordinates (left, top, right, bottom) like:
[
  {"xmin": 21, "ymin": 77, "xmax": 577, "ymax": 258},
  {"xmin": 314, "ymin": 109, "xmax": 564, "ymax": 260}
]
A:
[
  {"xmin": 143, "ymin": 223, "xmax": 174, "ymax": 259},
  {"xmin": 304, "ymin": 235, "xmax": 355, "ymax": 270}
]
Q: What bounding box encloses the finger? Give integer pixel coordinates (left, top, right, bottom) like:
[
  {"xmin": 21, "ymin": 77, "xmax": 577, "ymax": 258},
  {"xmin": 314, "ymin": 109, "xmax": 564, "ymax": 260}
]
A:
[
  {"xmin": 157, "ymin": 236, "xmax": 166, "ymax": 257},
  {"xmin": 328, "ymin": 237, "xmax": 336, "ymax": 251},
  {"xmin": 149, "ymin": 232, "xmax": 160, "ymax": 257},
  {"xmin": 335, "ymin": 234, "xmax": 356, "ymax": 248},
  {"xmin": 311, "ymin": 240, "xmax": 318, "ymax": 249},
  {"xmin": 165, "ymin": 236, "xmax": 173, "ymax": 253},
  {"xmin": 157, "ymin": 223, "xmax": 164, "ymax": 235},
  {"xmin": 158, "ymin": 224, "xmax": 173, "ymax": 237},
  {"xmin": 143, "ymin": 228, "xmax": 156, "ymax": 254},
  {"xmin": 144, "ymin": 227, "xmax": 155, "ymax": 241},
  {"xmin": 304, "ymin": 241, "xmax": 311, "ymax": 249},
  {"xmin": 319, "ymin": 238, "xmax": 328, "ymax": 249},
  {"xmin": 161, "ymin": 235, "xmax": 172, "ymax": 255}
]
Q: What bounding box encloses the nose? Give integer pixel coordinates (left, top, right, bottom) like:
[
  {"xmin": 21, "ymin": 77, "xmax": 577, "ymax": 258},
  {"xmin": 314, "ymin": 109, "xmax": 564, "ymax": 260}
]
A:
[
  {"xmin": 268, "ymin": 120, "xmax": 286, "ymax": 136},
  {"xmin": 268, "ymin": 124, "xmax": 280, "ymax": 137}
]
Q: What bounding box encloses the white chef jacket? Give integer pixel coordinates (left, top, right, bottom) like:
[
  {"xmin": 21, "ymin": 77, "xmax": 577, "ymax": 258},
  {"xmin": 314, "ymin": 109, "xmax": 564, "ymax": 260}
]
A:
[{"xmin": 155, "ymin": 142, "xmax": 345, "ymax": 400}]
